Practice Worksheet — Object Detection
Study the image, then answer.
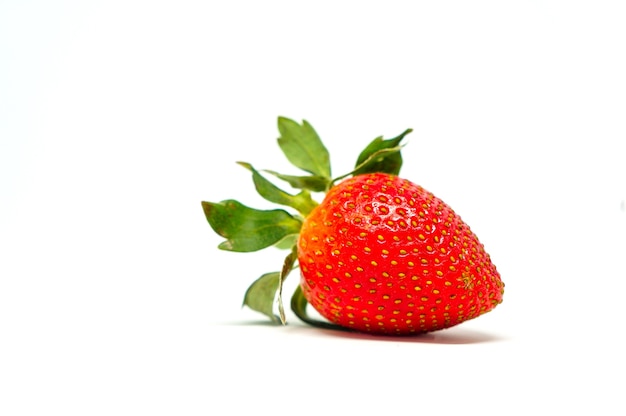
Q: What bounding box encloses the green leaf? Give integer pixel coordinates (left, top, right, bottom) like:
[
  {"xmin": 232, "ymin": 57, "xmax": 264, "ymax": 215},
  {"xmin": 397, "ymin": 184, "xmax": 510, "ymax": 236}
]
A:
[
  {"xmin": 201, "ymin": 200, "xmax": 302, "ymax": 252},
  {"xmin": 353, "ymin": 128, "xmax": 412, "ymax": 176},
  {"xmin": 264, "ymin": 170, "xmax": 330, "ymax": 193},
  {"xmin": 243, "ymin": 272, "xmax": 281, "ymax": 323},
  {"xmin": 290, "ymin": 286, "xmax": 351, "ymax": 332},
  {"xmin": 277, "ymin": 117, "xmax": 331, "ymax": 178},
  {"xmin": 237, "ymin": 162, "xmax": 318, "ymax": 216}
]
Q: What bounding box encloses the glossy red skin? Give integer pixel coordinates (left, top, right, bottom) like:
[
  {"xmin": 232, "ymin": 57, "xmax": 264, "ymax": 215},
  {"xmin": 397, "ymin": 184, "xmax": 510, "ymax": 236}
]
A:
[{"xmin": 297, "ymin": 173, "xmax": 504, "ymax": 335}]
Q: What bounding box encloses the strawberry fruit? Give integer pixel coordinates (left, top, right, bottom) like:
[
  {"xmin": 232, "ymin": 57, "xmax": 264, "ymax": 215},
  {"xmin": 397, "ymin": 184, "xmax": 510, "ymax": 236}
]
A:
[{"xmin": 202, "ymin": 117, "xmax": 504, "ymax": 335}]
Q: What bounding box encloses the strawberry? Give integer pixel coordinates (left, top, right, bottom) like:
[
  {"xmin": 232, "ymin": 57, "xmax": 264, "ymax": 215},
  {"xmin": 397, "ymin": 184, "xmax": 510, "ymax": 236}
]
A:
[
  {"xmin": 297, "ymin": 172, "xmax": 504, "ymax": 335},
  {"xmin": 202, "ymin": 117, "xmax": 504, "ymax": 335}
]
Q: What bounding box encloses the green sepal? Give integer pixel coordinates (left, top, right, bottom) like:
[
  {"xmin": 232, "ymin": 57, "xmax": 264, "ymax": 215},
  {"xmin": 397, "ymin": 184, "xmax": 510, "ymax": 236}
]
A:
[
  {"xmin": 276, "ymin": 245, "xmax": 298, "ymax": 324},
  {"xmin": 237, "ymin": 162, "xmax": 318, "ymax": 216},
  {"xmin": 201, "ymin": 200, "xmax": 302, "ymax": 252},
  {"xmin": 243, "ymin": 272, "xmax": 282, "ymax": 324},
  {"xmin": 264, "ymin": 170, "xmax": 330, "ymax": 193},
  {"xmin": 273, "ymin": 234, "xmax": 298, "ymax": 250},
  {"xmin": 242, "ymin": 247, "xmax": 298, "ymax": 325},
  {"xmin": 352, "ymin": 128, "xmax": 413, "ymax": 176},
  {"xmin": 290, "ymin": 286, "xmax": 351, "ymax": 332},
  {"xmin": 277, "ymin": 117, "xmax": 331, "ymax": 179}
]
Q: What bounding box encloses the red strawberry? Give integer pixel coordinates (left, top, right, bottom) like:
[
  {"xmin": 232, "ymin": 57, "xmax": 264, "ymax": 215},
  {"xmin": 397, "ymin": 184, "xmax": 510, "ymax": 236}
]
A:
[
  {"xmin": 202, "ymin": 117, "xmax": 504, "ymax": 335},
  {"xmin": 297, "ymin": 172, "xmax": 503, "ymax": 335}
]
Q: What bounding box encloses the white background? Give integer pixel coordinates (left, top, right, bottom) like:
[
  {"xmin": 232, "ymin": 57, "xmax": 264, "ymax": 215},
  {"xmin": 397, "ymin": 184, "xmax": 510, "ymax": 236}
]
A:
[{"xmin": 1, "ymin": 1, "xmax": 625, "ymax": 415}]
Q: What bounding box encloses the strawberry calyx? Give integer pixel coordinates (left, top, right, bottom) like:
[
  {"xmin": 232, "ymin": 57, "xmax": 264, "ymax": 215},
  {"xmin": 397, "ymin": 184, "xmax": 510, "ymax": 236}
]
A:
[{"xmin": 202, "ymin": 117, "xmax": 411, "ymax": 326}]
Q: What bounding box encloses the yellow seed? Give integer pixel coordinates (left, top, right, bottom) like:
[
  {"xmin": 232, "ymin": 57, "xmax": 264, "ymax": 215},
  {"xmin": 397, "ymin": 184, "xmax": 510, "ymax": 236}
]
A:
[{"xmin": 371, "ymin": 261, "xmax": 378, "ymax": 266}]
